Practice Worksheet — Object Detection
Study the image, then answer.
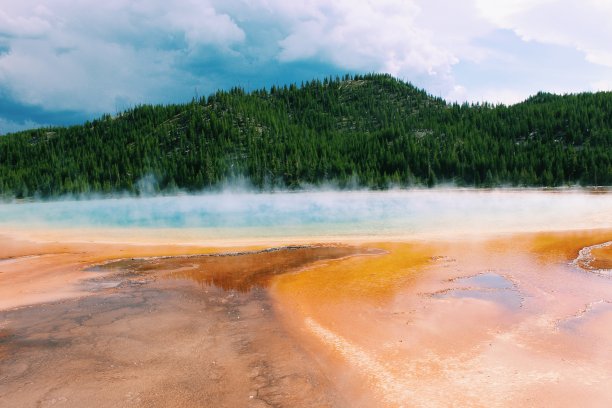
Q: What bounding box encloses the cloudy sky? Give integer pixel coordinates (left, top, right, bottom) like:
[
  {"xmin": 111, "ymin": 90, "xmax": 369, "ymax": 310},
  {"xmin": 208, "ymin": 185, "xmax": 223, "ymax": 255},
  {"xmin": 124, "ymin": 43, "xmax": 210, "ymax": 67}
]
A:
[{"xmin": 1, "ymin": 0, "xmax": 611, "ymax": 133}]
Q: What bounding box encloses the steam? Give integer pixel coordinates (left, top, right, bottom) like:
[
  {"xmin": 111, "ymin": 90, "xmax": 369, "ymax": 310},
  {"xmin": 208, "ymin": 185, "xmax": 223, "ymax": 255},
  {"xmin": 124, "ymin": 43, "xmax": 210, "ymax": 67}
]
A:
[{"xmin": 0, "ymin": 189, "xmax": 610, "ymax": 240}]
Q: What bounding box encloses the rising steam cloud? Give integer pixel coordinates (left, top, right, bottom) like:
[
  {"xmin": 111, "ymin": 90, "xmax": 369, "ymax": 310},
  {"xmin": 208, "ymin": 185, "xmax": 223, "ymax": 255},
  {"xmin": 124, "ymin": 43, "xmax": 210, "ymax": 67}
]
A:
[{"xmin": 0, "ymin": 189, "xmax": 610, "ymax": 240}]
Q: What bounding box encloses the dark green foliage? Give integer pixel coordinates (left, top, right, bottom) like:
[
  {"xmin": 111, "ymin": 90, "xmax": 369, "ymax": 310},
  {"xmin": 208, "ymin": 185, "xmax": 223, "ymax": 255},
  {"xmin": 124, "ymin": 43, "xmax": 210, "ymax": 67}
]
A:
[{"xmin": 1, "ymin": 74, "xmax": 611, "ymax": 198}]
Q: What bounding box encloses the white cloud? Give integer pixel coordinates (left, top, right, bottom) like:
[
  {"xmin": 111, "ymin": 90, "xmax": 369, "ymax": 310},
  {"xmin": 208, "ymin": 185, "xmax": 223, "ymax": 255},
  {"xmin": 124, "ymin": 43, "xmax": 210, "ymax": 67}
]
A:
[
  {"xmin": 218, "ymin": 0, "xmax": 499, "ymax": 100},
  {"xmin": 0, "ymin": 35, "xmax": 180, "ymax": 113},
  {"xmin": 272, "ymin": 0, "xmax": 478, "ymax": 79},
  {"xmin": 0, "ymin": 0, "xmax": 245, "ymax": 114},
  {"xmin": 130, "ymin": 0, "xmax": 245, "ymax": 49},
  {"xmin": 591, "ymin": 80, "xmax": 612, "ymax": 92},
  {"xmin": 0, "ymin": 8, "xmax": 52, "ymax": 38},
  {"xmin": 1, "ymin": 0, "xmax": 612, "ymax": 121},
  {"xmin": 446, "ymin": 85, "xmax": 530, "ymax": 105},
  {"xmin": 475, "ymin": 0, "xmax": 612, "ymax": 68}
]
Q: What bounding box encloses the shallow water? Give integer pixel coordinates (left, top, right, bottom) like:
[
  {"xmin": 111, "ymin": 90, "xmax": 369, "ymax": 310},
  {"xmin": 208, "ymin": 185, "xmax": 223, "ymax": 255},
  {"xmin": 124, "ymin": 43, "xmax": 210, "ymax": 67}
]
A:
[
  {"xmin": 432, "ymin": 273, "xmax": 521, "ymax": 310},
  {"xmin": 452, "ymin": 272, "xmax": 514, "ymax": 289},
  {"xmin": 433, "ymin": 287, "xmax": 522, "ymax": 309},
  {"xmin": 1, "ymin": 190, "xmax": 611, "ymax": 239}
]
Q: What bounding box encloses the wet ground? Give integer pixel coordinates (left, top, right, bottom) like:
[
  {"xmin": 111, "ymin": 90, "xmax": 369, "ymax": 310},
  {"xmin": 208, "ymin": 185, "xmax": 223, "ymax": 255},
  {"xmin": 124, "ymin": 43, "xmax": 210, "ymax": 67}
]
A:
[
  {"xmin": 0, "ymin": 245, "xmax": 371, "ymax": 408},
  {"xmin": 271, "ymin": 232, "xmax": 612, "ymax": 407},
  {"xmin": 0, "ymin": 230, "xmax": 611, "ymax": 407}
]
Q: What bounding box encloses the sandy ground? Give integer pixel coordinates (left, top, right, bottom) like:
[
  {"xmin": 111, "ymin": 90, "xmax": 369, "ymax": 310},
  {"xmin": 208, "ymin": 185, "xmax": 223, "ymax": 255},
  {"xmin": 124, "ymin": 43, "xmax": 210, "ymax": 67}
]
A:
[{"xmin": 0, "ymin": 228, "xmax": 611, "ymax": 407}]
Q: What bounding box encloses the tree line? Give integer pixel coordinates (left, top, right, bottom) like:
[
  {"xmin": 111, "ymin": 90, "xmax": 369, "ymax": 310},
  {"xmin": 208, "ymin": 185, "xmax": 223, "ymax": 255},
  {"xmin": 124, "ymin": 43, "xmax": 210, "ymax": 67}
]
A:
[{"xmin": 1, "ymin": 73, "xmax": 610, "ymax": 198}]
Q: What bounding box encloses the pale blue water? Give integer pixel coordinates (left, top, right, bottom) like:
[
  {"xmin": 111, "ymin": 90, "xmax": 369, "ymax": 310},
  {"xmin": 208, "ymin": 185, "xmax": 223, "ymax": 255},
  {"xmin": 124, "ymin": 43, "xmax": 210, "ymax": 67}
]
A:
[
  {"xmin": 0, "ymin": 190, "xmax": 610, "ymax": 238},
  {"xmin": 454, "ymin": 273, "xmax": 514, "ymax": 290}
]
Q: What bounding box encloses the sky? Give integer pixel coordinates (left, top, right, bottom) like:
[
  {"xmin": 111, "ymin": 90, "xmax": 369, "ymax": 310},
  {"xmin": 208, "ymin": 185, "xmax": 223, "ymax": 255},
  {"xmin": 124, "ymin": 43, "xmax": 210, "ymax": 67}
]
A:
[{"xmin": 1, "ymin": 0, "xmax": 611, "ymax": 134}]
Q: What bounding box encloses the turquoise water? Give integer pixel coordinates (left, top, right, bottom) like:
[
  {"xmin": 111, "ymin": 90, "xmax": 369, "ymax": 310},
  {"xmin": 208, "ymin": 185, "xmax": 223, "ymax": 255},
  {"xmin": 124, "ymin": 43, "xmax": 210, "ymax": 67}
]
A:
[{"xmin": 0, "ymin": 190, "xmax": 610, "ymax": 238}]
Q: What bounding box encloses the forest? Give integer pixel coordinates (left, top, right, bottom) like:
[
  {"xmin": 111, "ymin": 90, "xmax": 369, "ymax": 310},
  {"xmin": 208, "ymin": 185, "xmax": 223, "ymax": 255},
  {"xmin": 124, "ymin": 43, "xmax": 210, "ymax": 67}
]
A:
[{"xmin": 1, "ymin": 73, "xmax": 611, "ymax": 198}]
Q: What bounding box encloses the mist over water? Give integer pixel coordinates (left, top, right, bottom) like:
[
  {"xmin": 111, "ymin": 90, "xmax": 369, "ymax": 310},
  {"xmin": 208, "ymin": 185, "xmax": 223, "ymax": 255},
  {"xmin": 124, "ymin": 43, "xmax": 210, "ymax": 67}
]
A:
[{"xmin": 0, "ymin": 190, "xmax": 610, "ymax": 239}]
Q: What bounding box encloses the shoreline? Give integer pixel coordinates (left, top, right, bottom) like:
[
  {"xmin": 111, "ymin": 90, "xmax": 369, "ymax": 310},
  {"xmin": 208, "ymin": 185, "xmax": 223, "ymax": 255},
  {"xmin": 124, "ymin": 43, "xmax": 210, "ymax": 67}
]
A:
[{"xmin": 3, "ymin": 224, "xmax": 612, "ymax": 247}]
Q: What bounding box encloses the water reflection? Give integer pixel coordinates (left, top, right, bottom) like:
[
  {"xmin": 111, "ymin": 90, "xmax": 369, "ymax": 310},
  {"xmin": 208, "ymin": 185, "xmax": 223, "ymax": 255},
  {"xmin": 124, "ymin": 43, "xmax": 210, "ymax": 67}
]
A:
[
  {"xmin": 433, "ymin": 273, "xmax": 522, "ymax": 310},
  {"xmin": 558, "ymin": 301, "xmax": 612, "ymax": 332}
]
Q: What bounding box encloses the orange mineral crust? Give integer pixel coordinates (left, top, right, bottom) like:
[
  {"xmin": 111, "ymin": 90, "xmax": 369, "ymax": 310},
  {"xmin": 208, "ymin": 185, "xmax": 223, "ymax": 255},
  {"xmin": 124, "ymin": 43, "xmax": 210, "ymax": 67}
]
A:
[
  {"xmin": 0, "ymin": 229, "xmax": 611, "ymax": 407},
  {"xmin": 271, "ymin": 231, "xmax": 612, "ymax": 407}
]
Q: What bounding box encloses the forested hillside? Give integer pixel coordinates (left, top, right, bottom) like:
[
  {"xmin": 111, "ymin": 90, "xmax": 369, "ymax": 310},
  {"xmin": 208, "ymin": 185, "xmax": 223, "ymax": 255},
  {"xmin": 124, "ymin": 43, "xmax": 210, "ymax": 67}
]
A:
[{"xmin": 1, "ymin": 74, "xmax": 611, "ymax": 198}]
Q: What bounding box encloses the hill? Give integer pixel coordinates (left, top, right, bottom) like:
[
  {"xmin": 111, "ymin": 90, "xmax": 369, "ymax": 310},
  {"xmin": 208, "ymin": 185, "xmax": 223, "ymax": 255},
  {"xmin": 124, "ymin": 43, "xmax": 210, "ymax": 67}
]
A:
[{"xmin": 1, "ymin": 73, "xmax": 611, "ymax": 198}]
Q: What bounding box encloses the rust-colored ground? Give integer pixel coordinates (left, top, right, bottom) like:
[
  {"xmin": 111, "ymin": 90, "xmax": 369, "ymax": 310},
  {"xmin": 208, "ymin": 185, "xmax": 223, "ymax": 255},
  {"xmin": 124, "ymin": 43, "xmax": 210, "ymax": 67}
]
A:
[{"xmin": 0, "ymin": 229, "xmax": 611, "ymax": 407}]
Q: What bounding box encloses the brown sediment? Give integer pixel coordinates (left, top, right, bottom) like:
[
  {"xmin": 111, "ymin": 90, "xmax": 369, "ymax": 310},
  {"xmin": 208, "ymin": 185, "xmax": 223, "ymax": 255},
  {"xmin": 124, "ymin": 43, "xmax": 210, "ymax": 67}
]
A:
[
  {"xmin": 590, "ymin": 254, "xmax": 612, "ymax": 270},
  {"xmin": 0, "ymin": 232, "xmax": 264, "ymax": 311},
  {"xmin": 95, "ymin": 245, "xmax": 383, "ymax": 292},
  {"xmin": 0, "ymin": 327, "xmax": 11, "ymax": 360},
  {"xmin": 0, "ymin": 279, "xmax": 346, "ymax": 407},
  {"xmin": 577, "ymin": 242, "xmax": 612, "ymax": 272}
]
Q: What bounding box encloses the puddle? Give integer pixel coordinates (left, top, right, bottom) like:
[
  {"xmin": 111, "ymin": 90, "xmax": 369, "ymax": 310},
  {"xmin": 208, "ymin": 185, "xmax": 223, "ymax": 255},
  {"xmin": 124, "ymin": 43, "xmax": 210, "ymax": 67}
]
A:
[
  {"xmin": 453, "ymin": 272, "xmax": 514, "ymax": 289},
  {"xmin": 434, "ymin": 288, "xmax": 522, "ymax": 309},
  {"xmin": 558, "ymin": 301, "xmax": 612, "ymax": 332},
  {"xmin": 93, "ymin": 245, "xmax": 381, "ymax": 292},
  {"xmin": 432, "ymin": 273, "xmax": 521, "ymax": 310}
]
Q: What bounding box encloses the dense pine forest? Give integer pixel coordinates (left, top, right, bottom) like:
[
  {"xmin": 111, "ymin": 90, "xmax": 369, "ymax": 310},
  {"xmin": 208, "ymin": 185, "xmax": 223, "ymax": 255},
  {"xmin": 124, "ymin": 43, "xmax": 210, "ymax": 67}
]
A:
[{"xmin": 1, "ymin": 74, "xmax": 611, "ymax": 198}]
